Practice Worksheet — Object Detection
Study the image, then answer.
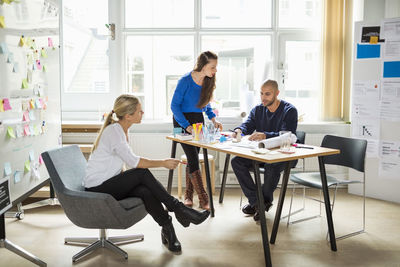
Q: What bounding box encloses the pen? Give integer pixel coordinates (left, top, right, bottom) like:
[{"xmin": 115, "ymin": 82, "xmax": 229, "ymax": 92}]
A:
[{"xmin": 295, "ymin": 145, "xmax": 314, "ymax": 149}]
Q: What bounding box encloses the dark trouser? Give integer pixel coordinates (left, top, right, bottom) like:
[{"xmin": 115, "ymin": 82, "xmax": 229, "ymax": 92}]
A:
[
  {"xmin": 173, "ymin": 112, "xmax": 204, "ymax": 173},
  {"xmin": 86, "ymin": 168, "xmax": 178, "ymax": 227},
  {"xmin": 231, "ymin": 156, "xmax": 285, "ymax": 206}
]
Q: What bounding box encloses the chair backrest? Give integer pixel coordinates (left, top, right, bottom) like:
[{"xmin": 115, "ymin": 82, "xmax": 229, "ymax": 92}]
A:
[
  {"xmin": 295, "ymin": 131, "xmax": 306, "ymax": 144},
  {"xmin": 41, "ymin": 145, "xmax": 87, "ymax": 193},
  {"xmin": 321, "ymin": 135, "xmax": 367, "ymax": 172}
]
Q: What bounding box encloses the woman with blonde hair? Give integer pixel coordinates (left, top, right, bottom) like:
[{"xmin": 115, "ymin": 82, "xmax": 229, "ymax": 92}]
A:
[
  {"xmin": 85, "ymin": 94, "xmax": 209, "ymax": 253},
  {"xmin": 171, "ymin": 51, "xmax": 223, "ymax": 210}
]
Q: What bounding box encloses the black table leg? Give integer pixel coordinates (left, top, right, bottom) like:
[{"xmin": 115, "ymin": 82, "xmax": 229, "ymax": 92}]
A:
[
  {"xmin": 167, "ymin": 141, "xmax": 177, "ymax": 194},
  {"xmin": 318, "ymin": 156, "xmax": 337, "ymax": 251},
  {"xmin": 253, "ymin": 161, "xmax": 272, "ymax": 267},
  {"xmin": 203, "ymin": 148, "xmax": 215, "ymax": 217},
  {"xmin": 219, "ymin": 154, "xmax": 231, "ymax": 204},
  {"xmin": 270, "ymin": 161, "xmax": 291, "ymax": 244}
]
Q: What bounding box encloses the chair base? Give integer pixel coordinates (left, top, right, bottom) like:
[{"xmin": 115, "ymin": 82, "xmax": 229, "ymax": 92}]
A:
[
  {"xmin": 0, "ymin": 239, "xmax": 47, "ymax": 267},
  {"xmin": 64, "ymin": 229, "xmax": 144, "ymax": 262}
]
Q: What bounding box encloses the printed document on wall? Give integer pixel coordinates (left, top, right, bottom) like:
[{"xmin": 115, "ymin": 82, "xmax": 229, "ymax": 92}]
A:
[
  {"xmin": 380, "ymin": 100, "xmax": 400, "ymax": 121},
  {"xmin": 384, "ymin": 40, "xmax": 400, "ymax": 59},
  {"xmin": 379, "ymin": 140, "xmax": 400, "ymax": 178},
  {"xmin": 380, "ymin": 18, "xmax": 400, "ymax": 41}
]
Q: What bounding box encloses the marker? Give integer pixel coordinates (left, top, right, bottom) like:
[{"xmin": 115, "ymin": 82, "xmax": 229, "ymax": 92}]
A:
[{"xmin": 295, "ymin": 145, "xmax": 314, "ymax": 149}]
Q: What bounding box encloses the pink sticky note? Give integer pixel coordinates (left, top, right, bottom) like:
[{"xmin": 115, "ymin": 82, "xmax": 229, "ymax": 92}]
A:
[
  {"xmin": 24, "ymin": 124, "xmax": 30, "ymax": 136},
  {"xmin": 36, "ymin": 60, "xmax": 42, "ymax": 70},
  {"xmin": 3, "ymin": 98, "xmax": 11, "ymax": 111},
  {"xmin": 48, "ymin": 37, "xmax": 54, "ymax": 47},
  {"xmin": 23, "ymin": 111, "xmax": 30, "ymax": 122},
  {"xmin": 39, "ymin": 98, "xmax": 45, "ymax": 107},
  {"xmin": 39, "ymin": 155, "xmax": 44, "ymax": 165}
]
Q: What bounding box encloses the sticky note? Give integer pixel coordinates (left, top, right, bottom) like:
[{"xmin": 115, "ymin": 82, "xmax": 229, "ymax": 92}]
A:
[
  {"xmin": 3, "ymin": 98, "xmax": 11, "ymax": 111},
  {"xmin": 30, "ymin": 39, "xmax": 36, "ymax": 50},
  {"xmin": 19, "ymin": 35, "xmax": 25, "ymax": 47},
  {"xmin": 30, "ymin": 99, "xmax": 35, "ymax": 109},
  {"xmin": 27, "ymin": 53, "xmax": 33, "ymax": 65},
  {"xmin": 15, "ymin": 125, "xmax": 23, "ymax": 138},
  {"xmin": 29, "ymin": 125, "xmax": 34, "ymax": 135},
  {"xmin": 48, "ymin": 37, "xmax": 54, "ymax": 47},
  {"xmin": 369, "ymin": 36, "xmax": 378, "ymax": 44},
  {"xmin": 0, "ymin": 16, "xmax": 5, "ymax": 28},
  {"xmin": 36, "ymin": 60, "xmax": 42, "ymax": 70},
  {"xmin": 7, "ymin": 126, "xmax": 16, "ymax": 138},
  {"xmin": 383, "ymin": 61, "xmax": 400, "ymax": 78},
  {"xmin": 7, "ymin": 53, "xmax": 13, "ymax": 63},
  {"xmin": 12, "ymin": 62, "xmax": 19, "ymax": 73},
  {"xmin": 23, "ymin": 111, "xmax": 30, "ymax": 122},
  {"xmin": 22, "ymin": 101, "xmax": 28, "ymax": 110},
  {"xmin": 0, "ymin": 42, "xmax": 8, "ymax": 54},
  {"xmin": 356, "ymin": 44, "xmax": 380, "ymax": 59},
  {"xmin": 14, "ymin": 171, "xmax": 22, "ymax": 184},
  {"xmin": 33, "ymin": 50, "xmax": 39, "ymax": 60},
  {"xmin": 26, "ymin": 37, "xmax": 33, "ymax": 48},
  {"xmin": 29, "ymin": 150, "xmax": 35, "ymax": 161},
  {"xmin": 31, "ymin": 165, "xmax": 40, "ymax": 180},
  {"xmin": 22, "ymin": 78, "xmax": 28, "ymax": 89},
  {"xmin": 42, "ymin": 64, "xmax": 47, "ymax": 72},
  {"xmin": 39, "ymin": 155, "xmax": 44, "ymax": 165},
  {"xmin": 24, "ymin": 124, "xmax": 30, "ymax": 136},
  {"xmin": 34, "ymin": 124, "xmax": 40, "ymax": 135},
  {"xmin": 27, "ymin": 69, "xmax": 32, "ymax": 83},
  {"xmin": 41, "ymin": 48, "xmax": 47, "ymax": 58},
  {"xmin": 24, "ymin": 161, "xmax": 31, "ymax": 173},
  {"xmin": 35, "ymin": 99, "xmax": 42, "ymax": 109},
  {"xmin": 0, "ymin": 101, "xmax": 4, "ymax": 112},
  {"xmin": 29, "ymin": 110, "xmax": 36, "ymax": 120},
  {"xmin": 4, "ymin": 162, "xmax": 12, "ymax": 176}
]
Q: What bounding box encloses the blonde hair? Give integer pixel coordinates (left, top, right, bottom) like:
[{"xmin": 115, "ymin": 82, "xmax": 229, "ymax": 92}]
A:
[{"xmin": 92, "ymin": 94, "xmax": 140, "ymax": 152}]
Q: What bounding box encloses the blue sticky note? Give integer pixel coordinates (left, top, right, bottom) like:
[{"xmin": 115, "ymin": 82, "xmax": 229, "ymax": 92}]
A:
[
  {"xmin": 356, "ymin": 44, "xmax": 380, "ymax": 59},
  {"xmin": 13, "ymin": 62, "xmax": 19, "ymax": 73},
  {"xmin": 0, "ymin": 42, "xmax": 8, "ymax": 54},
  {"xmin": 383, "ymin": 61, "xmax": 400, "ymax": 78},
  {"xmin": 35, "ymin": 99, "xmax": 42, "ymax": 109},
  {"xmin": 14, "ymin": 171, "xmax": 22, "ymax": 184},
  {"xmin": 29, "ymin": 125, "xmax": 34, "ymax": 135},
  {"xmin": 29, "ymin": 150, "xmax": 35, "ymax": 161},
  {"xmin": 4, "ymin": 162, "xmax": 12, "ymax": 176},
  {"xmin": 29, "ymin": 110, "xmax": 36, "ymax": 120},
  {"xmin": 7, "ymin": 52, "xmax": 14, "ymax": 63}
]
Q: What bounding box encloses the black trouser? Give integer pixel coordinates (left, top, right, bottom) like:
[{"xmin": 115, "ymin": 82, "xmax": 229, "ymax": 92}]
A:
[
  {"xmin": 86, "ymin": 168, "xmax": 178, "ymax": 227},
  {"xmin": 173, "ymin": 112, "xmax": 204, "ymax": 173}
]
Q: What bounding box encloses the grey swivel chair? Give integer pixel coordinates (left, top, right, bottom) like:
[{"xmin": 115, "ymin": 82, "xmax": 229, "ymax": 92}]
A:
[
  {"xmin": 41, "ymin": 145, "xmax": 147, "ymax": 262},
  {"xmin": 287, "ymin": 135, "xmax": 367, "ymax": 240}
]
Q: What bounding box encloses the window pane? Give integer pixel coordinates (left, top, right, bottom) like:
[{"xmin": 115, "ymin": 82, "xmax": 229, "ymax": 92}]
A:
[
  {"xmin": 279, "ymin": 0, "xmax": 322, "ymax": 29},
  {"xmin": 202, "ymin": 35, "xmax": 271, "ymax": 115},
  {"xmin": 283, "ymin": 41, "xmax": 321, "ymax": 121},
  {"xmin": 63, "ymin": 0, "xmax": 109, "ymax": 93},
  {"xmin": 202, "ymin": 0, "xmax": 271, "ymax": 28},
  {"xmin": 125, "ymin": 0, "xmax": 194, "ymax": 28},
  {"xmin": 126, "ymin": 36, "xmax": 194, "ymax": 119}
]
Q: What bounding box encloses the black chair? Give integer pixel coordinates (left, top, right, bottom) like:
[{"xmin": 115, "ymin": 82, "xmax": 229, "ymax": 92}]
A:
[
  {"xmin": 286, "ymin": 135, "xmax": 367, "ymax": 240},
  {"xmin": 41, "ymin": 145, "xmax": 147, "ymax": 262}
]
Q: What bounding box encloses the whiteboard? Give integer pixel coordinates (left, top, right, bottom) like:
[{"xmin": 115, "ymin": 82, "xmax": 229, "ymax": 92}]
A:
[{"xmin": 0, "ymin": 0, "xmax": 61, "ymax": 204}]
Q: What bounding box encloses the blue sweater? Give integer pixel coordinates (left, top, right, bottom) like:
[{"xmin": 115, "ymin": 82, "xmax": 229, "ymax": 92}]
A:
[
  {"xmin": 236, "ymin": 100, "xmax": 298, "ymax": 138},
  {"xmin": 171, "ymin": 72, "xmax": 216, "ymax": 129}
]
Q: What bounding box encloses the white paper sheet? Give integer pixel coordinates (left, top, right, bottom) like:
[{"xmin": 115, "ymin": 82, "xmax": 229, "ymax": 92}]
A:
[
  {"xmin": 384, "ymin": 40, "xmax": 400, "ymax": 59},
  {"xmin": 381, "ymin": 18, "xmax": 400, "ymax": 41},
  {"xmin": 381, "ymin": 80, "xmax": 400, "ymax": 101},
  {"xmin": 380, "ymin": 100, "xmax": 400, "ymax": 121},
  {"xmin": 353, "ymin": 80, "xmax": 380, "ymax": 99},
  {"xmin": 351, "ymin": 119, "xmax": 380, "ymax": 140}
]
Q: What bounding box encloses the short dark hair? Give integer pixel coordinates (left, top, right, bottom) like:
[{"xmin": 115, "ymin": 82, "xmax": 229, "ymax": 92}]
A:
[{"xmin": 261, "ymin": 79, "xmax": 278, "ymax": 91}]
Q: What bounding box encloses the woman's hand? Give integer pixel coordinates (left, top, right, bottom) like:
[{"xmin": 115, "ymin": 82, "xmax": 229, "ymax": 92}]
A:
[
  {"xmin": 186, "ymin": 125, "xmax": 193, "ymax": 134},
  {"xmin": 212, "ymin": 120, "xmax": 223, "ymax": 131},
  {"xmin": 163, "ymin": 158, "xmax": 180, "ymax": 169}
]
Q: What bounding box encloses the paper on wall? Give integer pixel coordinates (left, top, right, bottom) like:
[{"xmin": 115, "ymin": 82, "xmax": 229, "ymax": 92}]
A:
[{"xmin": 380, "ymin": 18, "xmax": 400, "ymax": 41}]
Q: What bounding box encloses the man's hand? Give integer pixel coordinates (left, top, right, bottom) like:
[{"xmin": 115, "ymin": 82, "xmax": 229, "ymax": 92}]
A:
[
  {"xmin": 163, "ymin": 159, "xmax": 180, "ymax": 169},
  {"xmin": 186, "ymin": 125, "xmax": 193, "ymax": 134},
  {"xmin": 232, "ymin": 129, "xmax": 242, "ymax": 138},
  {"xmin": 248, "ymin": 132, "xmax": 266, "ymax": 141}
]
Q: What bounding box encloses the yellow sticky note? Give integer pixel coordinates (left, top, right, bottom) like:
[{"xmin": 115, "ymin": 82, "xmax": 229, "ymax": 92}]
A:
[
  {"xmin": 30, "ymin": 99, "xmax": 35, "ymax": 109},
  {"xmin": 19, "ymin": 35, "xmax": 25, "ymax": 47},
  {"xmin": 41, "ymin": 48, "xmax": 47, "ymax": 58},
  {"xmin": 0, "ymin": 100, "xmax": 4, "ymax": 112},
  {"xmin": 370, "ymin": 36, "xmax": 378, "ymax": 44},
  {"xmin": 24, "ymin": 160, "xmax": 31, "ymax": 173},
  {"xmin": 0, "ymin": 16, "xmax": 5, "ymax": 28},
  {"xmin": 7, "ymin": 126, "xmax": 16, "ymax": 139},
  {"xmin": 22, "ymin": 78, "xmax": 28, "ymax": 89}
]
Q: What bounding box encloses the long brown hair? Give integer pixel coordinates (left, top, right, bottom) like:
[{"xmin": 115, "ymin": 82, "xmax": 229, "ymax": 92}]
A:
[
  {"xmin": 194, "ymin": 51, "xmax": 218, "ymax": 108},
  {"xmin": 92, "ymin": 94, "xmax": 140, "ymax": 152}
]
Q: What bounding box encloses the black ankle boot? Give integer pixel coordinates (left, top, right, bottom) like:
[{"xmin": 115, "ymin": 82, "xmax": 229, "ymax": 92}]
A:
[
  {"xmin": 161, "ymin": 217, "xmax": 181, "ymax": 253},
  {"xmin": 174, "ymin": 202, "xmax": 210, "ymax": 228}
]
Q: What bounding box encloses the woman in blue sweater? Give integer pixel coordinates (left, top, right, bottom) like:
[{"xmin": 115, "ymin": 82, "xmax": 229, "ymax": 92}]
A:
[{"xmin": 171, "ymin": 51, "xmax": 222, "ymax": 210}]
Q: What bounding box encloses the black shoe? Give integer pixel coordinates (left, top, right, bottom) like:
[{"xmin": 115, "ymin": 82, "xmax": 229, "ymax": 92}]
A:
[
  {"xmin": 174, "ymin": 202, "xmax": 210, "ymax": 228},
  {"xmin": 253, "ymin": 202, "xmax": 273, "ymax": 221},
  {"xmin": 161, "ymin": 217, "xmax": 182, "ymax": 253},
  {"xmin": 242, "ymin": 204, "xmax": 256, "ymax": 215}
]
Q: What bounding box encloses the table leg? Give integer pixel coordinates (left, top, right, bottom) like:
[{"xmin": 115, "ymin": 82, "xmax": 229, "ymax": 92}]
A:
[
  {"xmin": 318, "ymin": 156, "xmax": 337, "ymax": 251},
  {"xmin": 219, "ymin": 154, "xmax": 231, "ymax": 204},
  {"xmin": 270, "ymin": 161, "xmax": 291, "ymax": 244},
  {"xmin": 167, "ymin": 141, "xmax": 177, "ymax": 194},
  {"xmin": 253, "ymin": 161, "xmax": 272, "ymax": 267},
  {"xmin": 202, "ymin": 148, "xmax": 215, "ymax": 217}
]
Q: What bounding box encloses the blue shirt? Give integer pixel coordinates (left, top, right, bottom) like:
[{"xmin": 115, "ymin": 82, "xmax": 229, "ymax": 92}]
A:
[
  {"xmin": 171, "ymin": 72, "xmax": 216, "ymax": 129},
  {"xmin": 236, "ymin": 100, "xmax": 298, "ymax": 138}
]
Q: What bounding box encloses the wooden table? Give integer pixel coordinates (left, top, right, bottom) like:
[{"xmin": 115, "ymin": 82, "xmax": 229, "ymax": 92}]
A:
[{"xmin": 166, "ymin": 136, "xmax": 340, "ymax": 267}]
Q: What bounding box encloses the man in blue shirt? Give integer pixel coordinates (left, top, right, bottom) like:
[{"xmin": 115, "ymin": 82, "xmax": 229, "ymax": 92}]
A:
[{"xmin": 231, "ymin": 79, "xmax": 298, "ymax": 221}]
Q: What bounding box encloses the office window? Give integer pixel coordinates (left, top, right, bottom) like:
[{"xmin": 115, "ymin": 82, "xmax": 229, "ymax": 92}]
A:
[{"xmin": 279, "ymin": 0, "xmax": 321, "ymax": 29}]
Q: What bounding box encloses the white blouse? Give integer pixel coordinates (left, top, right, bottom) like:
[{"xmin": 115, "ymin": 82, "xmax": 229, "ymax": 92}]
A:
[{"xmin": 85, "ymin": 123, "xmax": 140, "ymax": 188}]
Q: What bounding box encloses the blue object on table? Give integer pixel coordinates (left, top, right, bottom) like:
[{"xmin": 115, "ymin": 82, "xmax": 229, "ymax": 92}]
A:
[
  {"xmin": 173, "ymin": 127, "xmax": 182, "ymax": 137},
  {"xmin": 219, "ymin": 135, "xmax": 227, "ymax": 142}
]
